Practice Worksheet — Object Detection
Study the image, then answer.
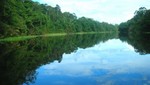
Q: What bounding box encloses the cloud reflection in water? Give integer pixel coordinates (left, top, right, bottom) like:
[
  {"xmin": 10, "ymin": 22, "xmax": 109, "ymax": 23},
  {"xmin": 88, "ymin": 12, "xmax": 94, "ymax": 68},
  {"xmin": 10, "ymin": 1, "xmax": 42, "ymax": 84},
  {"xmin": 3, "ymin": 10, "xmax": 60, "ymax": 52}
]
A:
[{"xmin": 33, "ymin": 39, "xmax": 150, "ymax": 85}]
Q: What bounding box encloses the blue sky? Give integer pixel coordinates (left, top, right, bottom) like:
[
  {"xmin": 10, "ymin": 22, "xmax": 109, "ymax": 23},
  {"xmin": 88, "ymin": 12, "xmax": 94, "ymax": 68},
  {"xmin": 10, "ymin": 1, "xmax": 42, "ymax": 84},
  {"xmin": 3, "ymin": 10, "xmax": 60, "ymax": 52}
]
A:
[{"xmin": 32, "ymin": 0, "xmax": 150, "ymax": 24}]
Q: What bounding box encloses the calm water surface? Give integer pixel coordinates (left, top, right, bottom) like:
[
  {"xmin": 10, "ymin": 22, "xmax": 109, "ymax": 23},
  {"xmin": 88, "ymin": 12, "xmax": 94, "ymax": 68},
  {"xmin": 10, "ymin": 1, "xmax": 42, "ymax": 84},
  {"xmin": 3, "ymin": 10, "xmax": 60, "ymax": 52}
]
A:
[
  {"xmin": 0, "ymin": 34, "xmax": 150, "ymax": 85},
  {"xmin": 30, "ymin": 39, "xmax": 150, "ymax": 85}
]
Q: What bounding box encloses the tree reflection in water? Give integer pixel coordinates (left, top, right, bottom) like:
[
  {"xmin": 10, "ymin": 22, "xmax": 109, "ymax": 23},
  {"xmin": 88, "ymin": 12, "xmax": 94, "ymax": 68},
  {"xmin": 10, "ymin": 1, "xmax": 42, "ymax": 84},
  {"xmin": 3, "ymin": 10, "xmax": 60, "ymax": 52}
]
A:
[{"xmin": 0, "ymin": 33, "xmax": 117, "ymax": 85}]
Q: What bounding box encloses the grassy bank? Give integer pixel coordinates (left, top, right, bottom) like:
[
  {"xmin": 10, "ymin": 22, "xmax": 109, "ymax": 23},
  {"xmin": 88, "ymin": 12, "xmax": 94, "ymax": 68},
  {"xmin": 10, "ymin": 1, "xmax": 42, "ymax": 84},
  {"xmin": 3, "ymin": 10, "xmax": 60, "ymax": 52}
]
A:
[{"xmin": 0, "ymin": 32, "xmax": 113, "ymax": 42}]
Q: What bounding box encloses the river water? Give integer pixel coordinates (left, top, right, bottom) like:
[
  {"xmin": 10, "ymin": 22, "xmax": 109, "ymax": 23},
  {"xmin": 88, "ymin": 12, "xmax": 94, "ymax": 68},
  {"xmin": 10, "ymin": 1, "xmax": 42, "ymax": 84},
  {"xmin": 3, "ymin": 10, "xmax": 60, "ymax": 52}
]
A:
[{"xmin": 0, "ymin": 34, "xmax": 150, "ymax": 85}]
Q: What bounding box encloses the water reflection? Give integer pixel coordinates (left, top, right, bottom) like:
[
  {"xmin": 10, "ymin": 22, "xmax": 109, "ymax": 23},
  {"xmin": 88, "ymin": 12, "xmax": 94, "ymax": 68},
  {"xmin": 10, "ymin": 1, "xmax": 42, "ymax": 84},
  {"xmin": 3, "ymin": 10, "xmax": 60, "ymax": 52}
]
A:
[
  {"xmin": 32, "ymin": 39, "xmax": 150, "ymax": 85},
  {"xmin": 0, "ymin": 33, "xmax": 150, "ymax": 85},
  {"xmin": 119, "ymin": 33, "xmax": 150, "ymax": 55},
  {"xmin": 0, "ymin": 33, "xmax": 116, "ymax": 85}
]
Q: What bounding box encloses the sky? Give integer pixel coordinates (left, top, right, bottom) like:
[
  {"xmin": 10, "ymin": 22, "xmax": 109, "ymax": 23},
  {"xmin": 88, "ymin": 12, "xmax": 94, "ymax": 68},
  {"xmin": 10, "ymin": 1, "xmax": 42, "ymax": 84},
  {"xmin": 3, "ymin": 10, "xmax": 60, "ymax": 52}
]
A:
[{"xmin": 32, "ymin": 0, "xmax": 150, "ymax": 24}]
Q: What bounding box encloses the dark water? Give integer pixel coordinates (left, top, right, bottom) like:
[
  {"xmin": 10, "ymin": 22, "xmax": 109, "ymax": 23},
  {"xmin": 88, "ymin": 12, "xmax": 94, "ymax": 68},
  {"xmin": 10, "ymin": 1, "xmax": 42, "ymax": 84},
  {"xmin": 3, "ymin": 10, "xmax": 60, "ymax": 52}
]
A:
[{"xmin": 0, "ymin": 33, "xmax": 150, "ymax": 85}]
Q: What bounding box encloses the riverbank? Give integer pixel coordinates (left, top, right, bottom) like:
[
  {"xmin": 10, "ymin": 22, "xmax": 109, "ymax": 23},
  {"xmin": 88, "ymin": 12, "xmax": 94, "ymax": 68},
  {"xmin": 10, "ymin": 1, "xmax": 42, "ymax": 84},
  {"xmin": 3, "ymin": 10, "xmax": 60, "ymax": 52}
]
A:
[{"xmin": 0, "ymin": 32, "xmax": 114, "ymax": 42}]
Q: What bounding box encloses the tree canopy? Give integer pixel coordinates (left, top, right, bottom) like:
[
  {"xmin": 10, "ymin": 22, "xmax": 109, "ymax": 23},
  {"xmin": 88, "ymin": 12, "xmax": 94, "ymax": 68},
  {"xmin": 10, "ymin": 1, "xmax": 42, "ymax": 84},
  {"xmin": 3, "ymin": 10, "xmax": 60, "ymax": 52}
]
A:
[
  {"xmin": 0, "ymin": 0, "xmax": 118, "ymax": 38},
  {"xmin": 119, "ymin": 7, "xmax": 150, "ymax": 36},
  {"xmin": 119, "ymin": 7, "xmax": 150, "ymax": 55}
]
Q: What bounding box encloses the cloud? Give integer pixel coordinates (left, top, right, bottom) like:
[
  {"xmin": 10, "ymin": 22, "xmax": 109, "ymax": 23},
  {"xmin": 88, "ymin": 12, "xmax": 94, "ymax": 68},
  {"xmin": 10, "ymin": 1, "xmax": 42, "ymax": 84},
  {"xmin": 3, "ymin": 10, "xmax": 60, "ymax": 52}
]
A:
[{"xmin": 33, "ymin": 0, "xmax": 150, "ymax": 24}]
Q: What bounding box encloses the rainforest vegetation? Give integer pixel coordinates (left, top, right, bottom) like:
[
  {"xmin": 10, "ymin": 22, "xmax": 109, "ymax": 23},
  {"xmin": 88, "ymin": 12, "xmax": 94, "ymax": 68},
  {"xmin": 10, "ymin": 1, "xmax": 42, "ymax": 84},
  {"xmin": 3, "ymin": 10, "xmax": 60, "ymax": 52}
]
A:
[
  {"xmin": 0, "ymin": 0, "xmax": 150, "ymax": 85},
  {"xmin": 119, "ymin": 7, "xmax": 150, "ymax": 54},
  {"xmin": 119, "ymin": 7, "xmax": 150, "ymax": 36},
  {"xmin": 0, "ymin": 0, "xmax": 118, "ymax": 38},
  {"xmin": 0, "ymin": 0, "xmax": 149, "ymax": 54}
]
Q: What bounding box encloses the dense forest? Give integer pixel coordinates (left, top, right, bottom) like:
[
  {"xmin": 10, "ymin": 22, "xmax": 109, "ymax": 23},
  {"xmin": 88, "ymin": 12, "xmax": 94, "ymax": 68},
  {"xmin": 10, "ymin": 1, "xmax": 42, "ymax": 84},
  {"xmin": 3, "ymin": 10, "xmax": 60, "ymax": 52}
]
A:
[
  {"xmin": 0, "ymin": 0, "xmax": 118, "ymax": 38},
  {"xmin": 119, "ymin": 7, "xmax": 150, "ymax": 36},
  {"xmin": 119, "ymin": 7, "xmax": 150, "ymax": 54},
  {"xmin": 0, "ymin": 0, "xmax": 150, "ymax": 84}
]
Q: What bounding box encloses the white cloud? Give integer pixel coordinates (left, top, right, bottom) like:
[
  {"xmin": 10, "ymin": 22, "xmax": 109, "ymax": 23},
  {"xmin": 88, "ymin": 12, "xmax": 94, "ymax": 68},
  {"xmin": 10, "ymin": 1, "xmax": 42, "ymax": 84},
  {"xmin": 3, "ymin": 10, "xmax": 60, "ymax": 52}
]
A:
[{"xmin": 33, "ymin": 0, "xmax": 150, "ymax": 24}]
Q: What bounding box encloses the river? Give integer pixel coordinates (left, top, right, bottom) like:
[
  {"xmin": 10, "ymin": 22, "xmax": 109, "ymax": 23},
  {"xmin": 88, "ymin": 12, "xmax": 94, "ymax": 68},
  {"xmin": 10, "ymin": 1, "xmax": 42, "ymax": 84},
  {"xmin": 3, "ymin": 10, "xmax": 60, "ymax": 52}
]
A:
[{"xmin": 0, "ymin": 33, "xmax": 150, "ymax": 85}]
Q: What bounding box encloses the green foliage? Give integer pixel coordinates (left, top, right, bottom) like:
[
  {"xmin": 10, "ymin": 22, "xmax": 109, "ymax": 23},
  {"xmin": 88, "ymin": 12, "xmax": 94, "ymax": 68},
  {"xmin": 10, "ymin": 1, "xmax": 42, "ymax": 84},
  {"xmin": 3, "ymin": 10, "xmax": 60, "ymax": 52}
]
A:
[
  {"xmin": 119, "ymin": 7, "xmax": 150, "ymax": 36},
  {"xmin": 119, "ymin": 7, "xmax": 150, "ymax": 55},
  {"xmin": 0, "ymin": 0, "xmax": 118, "ymax": 38}
]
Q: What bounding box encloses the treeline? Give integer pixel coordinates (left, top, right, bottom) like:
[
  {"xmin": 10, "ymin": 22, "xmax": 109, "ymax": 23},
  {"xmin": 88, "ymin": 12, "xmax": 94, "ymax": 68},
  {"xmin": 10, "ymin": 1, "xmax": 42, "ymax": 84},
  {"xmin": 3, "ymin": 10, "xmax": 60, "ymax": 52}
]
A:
[
  {"xmin": 119, "ymin": 7, "xmax": 150, "ymax": 36},
  {"xmin": 0, "ymin": 33, "xmax": 117, "ymax": 85},
  {"xmin": 119, "ymin": 7, "xmax": 150, "ymax": 55},
  {"xmin": 0, "ymin": 0, "xmax": 118, "ymax": 38}
]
